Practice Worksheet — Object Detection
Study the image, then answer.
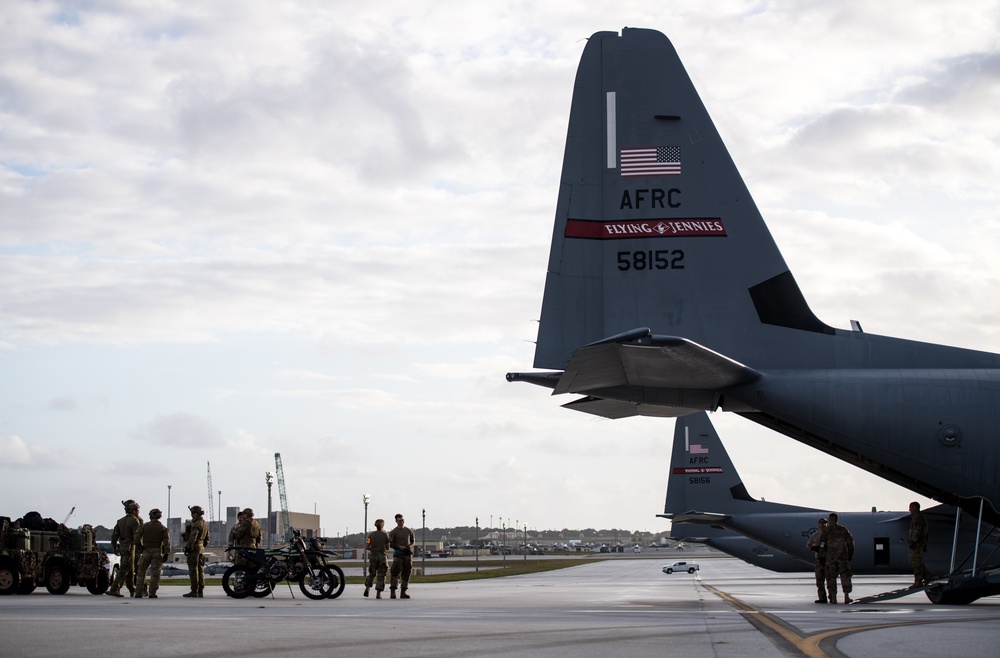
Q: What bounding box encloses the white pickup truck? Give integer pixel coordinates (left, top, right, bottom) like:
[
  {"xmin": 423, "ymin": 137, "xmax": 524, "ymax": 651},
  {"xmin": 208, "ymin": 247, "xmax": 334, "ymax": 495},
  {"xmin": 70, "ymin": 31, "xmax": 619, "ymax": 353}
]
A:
[{"xmin": 662, "ymin": 561, "xmax": 699, "ymax": 574}]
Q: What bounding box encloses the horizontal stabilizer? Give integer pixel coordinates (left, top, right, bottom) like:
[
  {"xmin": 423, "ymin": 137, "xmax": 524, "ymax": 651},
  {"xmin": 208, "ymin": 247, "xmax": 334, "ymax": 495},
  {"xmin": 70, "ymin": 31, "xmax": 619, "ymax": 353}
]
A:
[
  {"xmin": 662, "ymin": 511, "xmax": 731, "ymax": 524},
  {"xmin": 553, "ymin": 337, "xmax": 759, "ymax": 395},
  {"xmin": 562, "ymin": 396, "xmax": 699, "ymax": 419}
]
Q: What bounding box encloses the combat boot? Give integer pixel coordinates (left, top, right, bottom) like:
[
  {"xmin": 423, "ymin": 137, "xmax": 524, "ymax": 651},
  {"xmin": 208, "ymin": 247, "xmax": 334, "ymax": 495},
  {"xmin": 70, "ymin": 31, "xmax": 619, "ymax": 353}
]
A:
[
  {"xmin": 182, "ymin": 589, "xmax": 198, "ymax": 598},
  {"xmin": 815, "ymin": 597, "xmax": 827, "ymax": 604},
  {"xmin": 364, "ymin": 586, "xmax": 370, "ymax": 597},
  {"xmin": 106, "ymin": 589, "xmax": 124, "ymax": 598},
  {"xmin": 390, "ymin": 589, "xmax": 397, "ymax": 599},
  {"xmin": 400, "ymin": 586, "xmax": 410, "ymax": 599},
  {"xmin": 197, "ymin": 589, "xmax": 204, "ymax": 598},
  {"xmin": 376, "ymin": 591, "xmax": 382, "ymax": 599},
  {"xmin": 843, "ymin": 594, "xmax": 852, "ymax": 604},
  {"xmin": 829, "ymin": 595, "xmax": 837, "ymax": 604}
]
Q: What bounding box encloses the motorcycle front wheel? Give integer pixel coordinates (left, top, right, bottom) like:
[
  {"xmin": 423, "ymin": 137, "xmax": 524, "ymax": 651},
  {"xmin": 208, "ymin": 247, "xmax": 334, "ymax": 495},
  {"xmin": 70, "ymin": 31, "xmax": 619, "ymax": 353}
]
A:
[{"xmin": 299, "ymin": 566, "xmax": 335, "ymax": 600}]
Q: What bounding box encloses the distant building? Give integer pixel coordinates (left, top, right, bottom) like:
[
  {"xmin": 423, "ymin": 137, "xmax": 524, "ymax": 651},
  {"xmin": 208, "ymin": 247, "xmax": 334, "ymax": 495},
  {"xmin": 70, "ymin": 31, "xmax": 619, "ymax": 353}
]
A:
[{"xmin": 268, "ymin": 511, "xmax": 321, "ymax": 544}]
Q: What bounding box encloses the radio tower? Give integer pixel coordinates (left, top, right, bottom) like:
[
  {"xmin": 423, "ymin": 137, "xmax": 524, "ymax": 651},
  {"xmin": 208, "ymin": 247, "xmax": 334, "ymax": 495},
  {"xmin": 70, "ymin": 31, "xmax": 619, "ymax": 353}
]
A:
[{"xmin": 206, "ymin": 461, "xmax": 215, "ymax": 523}]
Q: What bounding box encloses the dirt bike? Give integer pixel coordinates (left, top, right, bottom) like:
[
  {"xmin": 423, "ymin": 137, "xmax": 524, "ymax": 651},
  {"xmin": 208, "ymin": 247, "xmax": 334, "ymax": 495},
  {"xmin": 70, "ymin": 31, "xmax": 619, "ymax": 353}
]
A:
[{"xmin": 222, "ymin": 529, "xmax": 345, "ymax": 600}]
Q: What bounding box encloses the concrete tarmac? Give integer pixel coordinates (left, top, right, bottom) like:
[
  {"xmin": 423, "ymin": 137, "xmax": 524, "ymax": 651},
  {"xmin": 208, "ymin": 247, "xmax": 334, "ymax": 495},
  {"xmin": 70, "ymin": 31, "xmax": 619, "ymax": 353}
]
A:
[{"xmin": 2, "ymin": 556, "xmax": 999, "ymax": 657}]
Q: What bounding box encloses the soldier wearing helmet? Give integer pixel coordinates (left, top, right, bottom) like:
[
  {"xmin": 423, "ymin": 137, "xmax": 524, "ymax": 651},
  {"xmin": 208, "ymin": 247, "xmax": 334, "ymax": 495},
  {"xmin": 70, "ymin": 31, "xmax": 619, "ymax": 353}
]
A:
[
  {"xmin": 134, "ymin": 508, "xmax": 170, "ymax": 598},
  {"xmin": 182, "ymin": 505, "xmax": 209, "ymax": 598},
  {"xmin": 106, "ymin": 499, "xmax": 143, "ymax": 597},
  {"xmin": 233, "ymin": 507, "xmax": 262, "ymax": 550}
]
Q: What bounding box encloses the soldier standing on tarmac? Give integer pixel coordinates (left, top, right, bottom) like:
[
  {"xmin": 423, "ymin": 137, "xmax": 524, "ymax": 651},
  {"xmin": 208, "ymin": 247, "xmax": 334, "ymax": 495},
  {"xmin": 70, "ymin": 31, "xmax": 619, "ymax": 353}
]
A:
[
  {"xmin": 227, "ymin": 511, "xmax": 244, "ymax": 561},
  {"xmin": 233, "ymin": 508, "xmax": 262, "ymax": 548},
  {"xmin": 364, "ymin": 518, "xmax": 390, "ymax": 599},
  {"xmin": 106, "ymin": 499, "xmax": 142, "ymax": 598},
  {"xmin": 909, "ymin": 501, "xmax": 934, "ymax": 588},
  {"xmin": 824, "ymin": 512, "xmax": 855, "ymax": 604},
  {"xmin": 806, "ymin": 517, "xmax": 828, "ymax": 603},
  {"xmin": 134, "ymin": 509, "xmax": 170, "ymax": 598},
  {"xmin": 182, "ymin": 505, "xmax": 209, "ymax": 598},
  {"xmin": 388, "ymin": 513, "xmax": 415, "ymax": 600}
]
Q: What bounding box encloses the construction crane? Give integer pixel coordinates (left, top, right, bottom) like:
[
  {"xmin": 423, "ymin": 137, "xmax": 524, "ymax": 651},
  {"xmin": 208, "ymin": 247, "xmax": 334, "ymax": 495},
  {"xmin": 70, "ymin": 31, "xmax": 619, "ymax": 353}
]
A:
[
  {"xmin": 275, "ymin": 452, "xmax": 291, "ymax": 542},
  {"xmin": 206, "ymin": 461, "xmax": 215, "ymax": 523},
  {"xmin": 62, "ymin": 506, "xmax": 75, "ymax": 525}
]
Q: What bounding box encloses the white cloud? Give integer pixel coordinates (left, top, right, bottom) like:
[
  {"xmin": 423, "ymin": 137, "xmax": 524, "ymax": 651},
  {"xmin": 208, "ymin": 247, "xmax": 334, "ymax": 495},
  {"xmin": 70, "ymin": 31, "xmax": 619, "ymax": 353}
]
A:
[
  {"xmin": 1, "ymin": 1, "xmax": 997, "ymax": 532},
  {"xmin": 131, "ymin": 412, "xmax": 227, "ymax": 448}
]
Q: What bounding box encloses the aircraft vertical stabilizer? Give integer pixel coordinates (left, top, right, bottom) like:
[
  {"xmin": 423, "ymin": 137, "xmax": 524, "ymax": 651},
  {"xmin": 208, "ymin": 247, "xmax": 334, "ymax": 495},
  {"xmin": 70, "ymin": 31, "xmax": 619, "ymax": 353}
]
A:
[{"xmin": 510, "ymin": 27, "xmax": 1000, "ymax": 522}]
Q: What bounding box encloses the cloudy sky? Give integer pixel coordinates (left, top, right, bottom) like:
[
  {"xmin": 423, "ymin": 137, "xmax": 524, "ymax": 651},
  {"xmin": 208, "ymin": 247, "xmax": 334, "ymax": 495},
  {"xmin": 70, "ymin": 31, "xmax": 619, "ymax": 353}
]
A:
[{"xmin": 3, "ymin": 1, "xmax": 1000, "ymax": 537}]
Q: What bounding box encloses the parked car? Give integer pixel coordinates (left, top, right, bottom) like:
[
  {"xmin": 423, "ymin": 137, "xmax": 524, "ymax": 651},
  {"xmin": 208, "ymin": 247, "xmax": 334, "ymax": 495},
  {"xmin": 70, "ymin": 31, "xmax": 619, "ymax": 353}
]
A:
[
  {"xmin": 662, "ymin": 561, "xmax": 699, "ymax": 574},
  {"xmin": 95, "ymin": 540, "xmax": 121, "ymax": 583}
]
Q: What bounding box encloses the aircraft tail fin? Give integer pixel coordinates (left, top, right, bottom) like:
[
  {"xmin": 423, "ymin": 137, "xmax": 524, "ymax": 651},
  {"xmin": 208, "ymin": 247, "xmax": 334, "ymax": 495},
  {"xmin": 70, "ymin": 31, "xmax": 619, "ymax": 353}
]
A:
[
  {"xmin": 532, "ymin": 28, "xmax": 830, "ymax": 372},
  {"xmin": 663, "ymin": 412, "xmax": 756, "ymax": 516},
  {"xmin": 663, "ymin": 412, "xmax": 811, "ymax": 519}
]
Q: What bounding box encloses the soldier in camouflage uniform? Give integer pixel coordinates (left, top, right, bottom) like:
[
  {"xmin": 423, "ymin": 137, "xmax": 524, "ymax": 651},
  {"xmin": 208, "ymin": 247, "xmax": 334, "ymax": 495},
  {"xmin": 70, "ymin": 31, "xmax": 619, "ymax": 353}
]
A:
[
  {"xmin": 134, "ymin": 508, "xmax": 170, "ymax": 598},
  {"xmin": 388, "ymin": 513, "xmax": 415, "ymax": 600},
  {"xmin": 182, "ymin": 505, "xmax": 209, "ymax": 598},
  {"xmin": 106, "ymin": 499, "xmax": 142, "ymax": 597},
  {"xmin": 364, "ymin": 518, "xmax": 390, "ymax": 599},
  {"xmin": 805, "ymin": 517, "xmax": 828, "ymax": 603},
  {"xmin": 908, "ymin": 501, "xmax": 934, "ymax": 588},
  {"xmin": 824, "ymin": 512, "xmax": 855, "ymax": 604},
  {"xmin": 233, "ymin": 508, "xmax": 262, "ymax": 548}
]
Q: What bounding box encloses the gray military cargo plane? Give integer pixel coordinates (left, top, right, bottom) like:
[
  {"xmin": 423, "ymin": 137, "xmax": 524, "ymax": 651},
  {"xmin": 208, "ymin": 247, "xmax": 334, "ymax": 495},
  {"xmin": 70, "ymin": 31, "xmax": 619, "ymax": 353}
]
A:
[
  {"xmin": 660, "ymin": 412, "xmax": 1000, "ymax": 584},
  {"xmin": 506, "ymin": 26, "xmax": 1000, "ymax": 603}
]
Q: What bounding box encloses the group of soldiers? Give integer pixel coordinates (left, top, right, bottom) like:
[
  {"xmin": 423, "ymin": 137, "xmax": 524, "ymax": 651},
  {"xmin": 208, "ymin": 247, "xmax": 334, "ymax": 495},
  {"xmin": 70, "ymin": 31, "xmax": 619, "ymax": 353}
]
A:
[
  {"xmin": 105, "ymin": 499, "xmax": 211, "ymax": 599},
  {"xmin": 806, "ymin": 502, "xmax": 932, "ymax": 604},
  {"xmin": 363, "ymin": 513, "xmax": 415, "ymax": 599}
]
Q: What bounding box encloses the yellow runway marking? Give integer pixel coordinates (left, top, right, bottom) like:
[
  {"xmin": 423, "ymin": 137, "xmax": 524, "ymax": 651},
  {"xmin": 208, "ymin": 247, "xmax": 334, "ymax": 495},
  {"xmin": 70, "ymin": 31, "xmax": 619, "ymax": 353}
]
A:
[{"xmin": 700, "ymin": 582, "xmax": 988, "ymax": 658}]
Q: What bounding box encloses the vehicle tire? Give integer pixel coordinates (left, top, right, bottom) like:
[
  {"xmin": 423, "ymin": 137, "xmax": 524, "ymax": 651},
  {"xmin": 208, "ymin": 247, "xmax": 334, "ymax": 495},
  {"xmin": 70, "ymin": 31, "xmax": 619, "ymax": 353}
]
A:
[
  {"xmin": 324, "ymin": 564, "xmax": 345, "ymax": 599},
  {"xmin": 45, "ymin": 564, "xmax": 71, "ymax": 595},
  {"xmin": 299, "ymin": 566, "xmax": 335, "ymax": 600},
  {"xmin": 666, "ymin": 568, "xmax": 673, "ymax": 574},
  {"xmin": 222, "ymin": 565, "xmax": 254, "ymax": 599},
  {"xmin": 688, "ymin": 568, "xmax": 696, "ymax": 574},
  {"xmin": 17, "ymin": 579, "xmax": 36, "ymax": 595},
  {"xmin": 250, "ymin": 578, "xmax": 276, "ymax": 598},
  {"xmin": 0, "ymin": 562, "xmax": 19, "ymax": 595},
  {"xmin": 86, "ymin": 568, "xmax": 110, "ymax": 595}
]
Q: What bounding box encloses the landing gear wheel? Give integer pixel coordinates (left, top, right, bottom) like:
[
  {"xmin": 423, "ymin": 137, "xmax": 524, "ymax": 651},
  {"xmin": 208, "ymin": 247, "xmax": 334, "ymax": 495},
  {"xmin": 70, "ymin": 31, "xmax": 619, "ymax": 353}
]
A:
[
  {"xmin": 0, "ymin": 564, "xmax": 19, "ymax": 595},
  {"xmin": 87, "ymin": 568, "xmax": 110, "ymax": 595},
  {"xmin": 222, "ymin": 565, "xmax": 253, "ymax": 599},
  {"xmin": 45, "ymin": 565, "xmax": 71, "ymax": 595},
  {"xmin": 299, "ymin": 566, "xmax": 335, "ymax": 600},
  {"xmin": 325, "ymin": 564, "xmax": 345, "ymax": 599}
]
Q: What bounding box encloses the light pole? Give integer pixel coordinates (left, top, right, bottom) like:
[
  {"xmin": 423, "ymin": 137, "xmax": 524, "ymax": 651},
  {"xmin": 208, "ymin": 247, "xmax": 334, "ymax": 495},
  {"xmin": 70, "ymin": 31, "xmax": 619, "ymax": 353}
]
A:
[
  {"xmin": 475, "ymin": 517, "xmax": 479, "ymax": 572},
  {"xmin": 362, "ymin": 494, "xmax": 370, "ymax": 576},
  {"xmin": 218, "ymin": 491, "xmax": 222, "ymax": 540},
  {"xmin": 421, "ymin": 508, "xmax": 426, "ymax": 573},
  {"xmin": 167, "ymin": 485, "xmax": 171, "ymax": 522},
  {"xmin": 502, "ymin": 520, "xmax": 506, "ymax": 569},
  {"xmin": 265, "ymin": 472, "xmax": 274, "ymax": 548},
  {"xmin": 524, "ymin": 523, "xmax": 527, "ymax": 563}
]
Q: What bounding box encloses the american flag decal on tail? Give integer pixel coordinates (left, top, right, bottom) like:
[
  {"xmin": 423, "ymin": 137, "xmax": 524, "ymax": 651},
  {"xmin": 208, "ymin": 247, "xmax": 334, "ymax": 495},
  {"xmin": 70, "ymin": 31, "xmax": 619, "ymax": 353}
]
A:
[{"xmin": 621, "ymin": 146, "xmax": 681, "ymax": 177}]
